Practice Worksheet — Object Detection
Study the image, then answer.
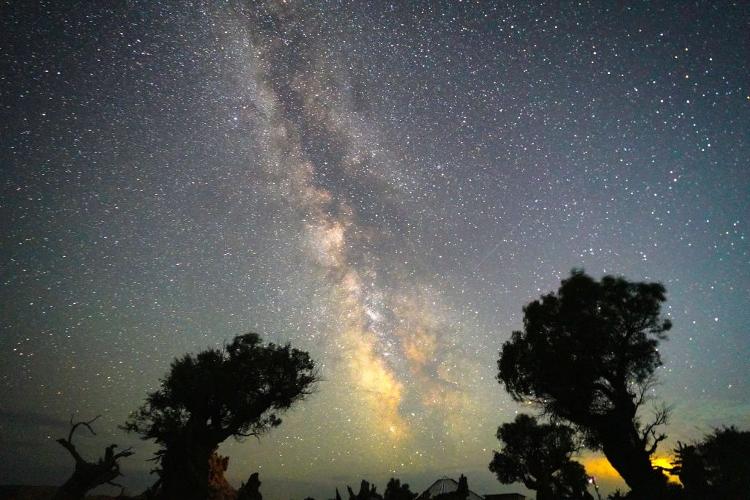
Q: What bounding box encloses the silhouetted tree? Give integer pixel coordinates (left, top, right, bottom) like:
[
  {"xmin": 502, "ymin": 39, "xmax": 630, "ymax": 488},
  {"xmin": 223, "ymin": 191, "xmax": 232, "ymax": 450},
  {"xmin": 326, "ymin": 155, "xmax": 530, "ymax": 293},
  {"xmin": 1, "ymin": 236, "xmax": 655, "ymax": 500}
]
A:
[
  {"xmin": 347, "ymin": 480, "xmax": 383, "ymax": 500},
  {"xmin": 672, "ymin": 426, "xmax": 750, "ymax": 499},
  {"xmin": 53, "ymin": 415, "xmax": 133, "ymax": 500},
  {"xmin": 555, "ymin": 462, "xmax": 595, "ymax": 499},
  {"xmin": 123, "ymin": 333, "xmax": 317, "ymax": 500},
  {"xmin": 384, "ymin": 478, "xmax": 417, "ymax": 500},
  {"xmin": 489, "ymin": 414, "xmax": 592, "ymax": 500},
  {"xmin": 498, "ymin": 270, "xmax": 673, "ymax": 498}
]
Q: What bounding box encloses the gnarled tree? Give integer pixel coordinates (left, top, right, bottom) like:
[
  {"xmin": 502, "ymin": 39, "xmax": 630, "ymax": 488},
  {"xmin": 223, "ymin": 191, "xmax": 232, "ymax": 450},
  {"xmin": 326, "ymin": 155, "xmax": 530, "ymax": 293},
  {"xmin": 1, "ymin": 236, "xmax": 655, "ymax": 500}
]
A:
[
  {"xmin": 53, "ymin": 415, "xmax": 133, "ymax": 500},
  {"xmin": 123, "ymin": 333, "xmax": 317, "ymax": 500},
  {"xmin": 489, "ymin": 414, "xmax": 592, "ymax": 500},
  {"xmin": 498, "ymin": 271, "xmax": 673, "ymax": 498}
]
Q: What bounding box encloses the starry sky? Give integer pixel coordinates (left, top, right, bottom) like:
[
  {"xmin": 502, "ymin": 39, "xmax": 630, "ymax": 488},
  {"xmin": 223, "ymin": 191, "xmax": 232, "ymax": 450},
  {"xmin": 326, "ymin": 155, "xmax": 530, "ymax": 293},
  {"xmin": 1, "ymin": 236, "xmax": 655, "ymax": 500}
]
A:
[{"xmin": 1, "ymin": 1, "xmax": 749, "ymax": 498}]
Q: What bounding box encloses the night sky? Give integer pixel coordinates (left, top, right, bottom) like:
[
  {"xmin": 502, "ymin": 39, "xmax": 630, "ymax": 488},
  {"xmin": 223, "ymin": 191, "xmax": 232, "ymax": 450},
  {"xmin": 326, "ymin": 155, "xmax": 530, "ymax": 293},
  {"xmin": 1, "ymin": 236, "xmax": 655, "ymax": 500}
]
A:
[{"xmin": 1, "ymin": 1, "xmax": 749, "ymax": 498}]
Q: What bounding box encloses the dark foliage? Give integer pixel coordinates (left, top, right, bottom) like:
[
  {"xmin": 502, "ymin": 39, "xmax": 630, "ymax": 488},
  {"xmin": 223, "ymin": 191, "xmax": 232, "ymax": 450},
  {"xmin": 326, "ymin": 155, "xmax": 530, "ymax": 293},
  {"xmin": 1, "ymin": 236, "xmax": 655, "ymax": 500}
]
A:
[
  {"xmin": 672, "ymin": 426, "xmax": 750, "ymax": 499},
  {"xmin": 606, "ymin": 484, "xmax": 682, "ymax": 500},
  {"xmin": 384, "ymin": 478, "xmax": 417, "ymax": 500},
  {"xmin": 489, "ymin": 414, "xmax": 591, "ymax": 500},
  {"xmin": 498, "ymin": 270, "xmax": 673, "ymax": 497},
  {"xmin": 607, "ymin": 491, "xmax": 628, "ymax": 500},
  {"xmin": 122, "ymin": 333, "xmax": 317, "ymax": 500},
  {"xmin": 53, "ymin": 415, "xmax": 133, "ymax": 500},
  {"xmin": 347, "ymin": 479, "xmax": 383, "ymax": 500}
]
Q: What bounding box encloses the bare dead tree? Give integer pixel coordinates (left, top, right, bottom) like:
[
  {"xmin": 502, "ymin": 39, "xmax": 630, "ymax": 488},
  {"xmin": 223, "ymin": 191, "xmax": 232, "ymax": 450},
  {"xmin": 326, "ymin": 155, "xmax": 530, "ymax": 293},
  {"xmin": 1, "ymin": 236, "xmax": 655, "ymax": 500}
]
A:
[{"xmin": 53, "ymin": 415, "xmax": 134, "ymax": 500}]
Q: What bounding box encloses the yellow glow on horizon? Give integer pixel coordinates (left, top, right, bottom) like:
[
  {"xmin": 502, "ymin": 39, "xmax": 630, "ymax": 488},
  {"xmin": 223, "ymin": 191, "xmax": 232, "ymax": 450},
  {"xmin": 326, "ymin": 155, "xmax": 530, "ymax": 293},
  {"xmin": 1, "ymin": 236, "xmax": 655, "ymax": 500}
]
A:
[
  {"xmin": 651, "ymin": 455, "xmax": 681, "ymax": 484},
  {"xmin": 582, "ymin": 456, "xmax": 622, "ymax": 481},
  {"xmin": 582, "ymin": 455, "xmax": 681, "ymax": 485}
]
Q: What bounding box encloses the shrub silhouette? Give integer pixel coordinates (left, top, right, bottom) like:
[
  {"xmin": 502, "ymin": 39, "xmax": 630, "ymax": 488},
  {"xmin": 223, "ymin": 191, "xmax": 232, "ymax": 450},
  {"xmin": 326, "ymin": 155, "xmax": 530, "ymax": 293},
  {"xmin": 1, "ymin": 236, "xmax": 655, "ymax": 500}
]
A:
[
  {"xmin": 384, "ymin": 478, "xmax": 417, "ymax": 500},
  {"xmin": 346, "ymin": 479, "xmax": 383, "ymax": 499},
  {"xmin": 489, "ymin": 414, "xmax": 592, "ymax": 500},
  {"xmin": 672, "ymin": 426, "xmax": 750, "ymax": 499}
]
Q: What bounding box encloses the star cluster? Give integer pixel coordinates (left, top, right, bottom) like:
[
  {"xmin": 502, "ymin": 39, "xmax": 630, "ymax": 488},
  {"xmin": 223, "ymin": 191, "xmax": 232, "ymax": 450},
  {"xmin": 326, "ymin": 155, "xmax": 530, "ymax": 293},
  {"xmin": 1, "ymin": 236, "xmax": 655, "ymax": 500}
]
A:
[{"xmin": 1, "ymin": 2, "xmax": 748, "ymax": 498}]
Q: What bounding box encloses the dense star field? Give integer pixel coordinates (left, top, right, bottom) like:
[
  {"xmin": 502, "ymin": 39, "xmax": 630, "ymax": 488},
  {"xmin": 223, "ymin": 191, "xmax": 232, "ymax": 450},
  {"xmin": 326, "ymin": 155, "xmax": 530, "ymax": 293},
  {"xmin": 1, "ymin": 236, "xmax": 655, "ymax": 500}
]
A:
[{"xmin": 1, "ymin": 1, "xmax": 748, "ymax": 498}]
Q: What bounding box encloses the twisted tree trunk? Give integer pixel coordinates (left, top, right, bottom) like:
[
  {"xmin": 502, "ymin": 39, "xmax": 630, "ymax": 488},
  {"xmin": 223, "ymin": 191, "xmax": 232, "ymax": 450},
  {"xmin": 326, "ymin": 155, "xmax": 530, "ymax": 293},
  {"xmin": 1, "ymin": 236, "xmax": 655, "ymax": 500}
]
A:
[
  {"xmin": 598, "ymin": 417, "xmax": 668, "ymax": 499},
  {"xmin": 158, "ymin": 441, "xmax": 215, "ymax": 500}
]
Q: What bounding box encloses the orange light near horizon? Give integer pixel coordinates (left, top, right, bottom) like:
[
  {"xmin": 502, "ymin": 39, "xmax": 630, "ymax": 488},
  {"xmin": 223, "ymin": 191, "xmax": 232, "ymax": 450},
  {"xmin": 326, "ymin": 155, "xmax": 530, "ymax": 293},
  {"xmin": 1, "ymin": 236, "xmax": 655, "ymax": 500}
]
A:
[
  {"xmin": 582, "ymin": 455, "xmax": 681, "ymax": 486},
  {"xmin": 651, "ymin": 456, "xmax": 681, "ymax": 484},
  {"xmin": 582, "ymin": 456, "xmax": 622, "ymax": 482}
]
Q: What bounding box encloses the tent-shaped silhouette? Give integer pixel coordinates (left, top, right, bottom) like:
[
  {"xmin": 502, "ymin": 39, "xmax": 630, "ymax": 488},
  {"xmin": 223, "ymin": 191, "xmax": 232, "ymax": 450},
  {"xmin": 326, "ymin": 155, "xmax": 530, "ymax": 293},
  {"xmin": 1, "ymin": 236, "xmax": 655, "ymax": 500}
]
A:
[{"xmin": 417, "ymin": 476, "xmax": 483, "ymax": 500}]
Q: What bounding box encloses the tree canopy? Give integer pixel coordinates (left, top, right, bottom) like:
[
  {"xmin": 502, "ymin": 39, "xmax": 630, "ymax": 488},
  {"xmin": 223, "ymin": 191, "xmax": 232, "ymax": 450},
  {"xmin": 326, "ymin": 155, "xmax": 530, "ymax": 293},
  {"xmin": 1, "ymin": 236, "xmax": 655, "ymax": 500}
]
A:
[
  {"xmin": 672, "ymin": 426, "xmax": 750, "ymax": 499},
  {"xmin": 489, "ymin": 414, "xmax": 591, "ymax": 500},
  {"xmin": 347, "ymin": 480, "xmax": 382, "ymax": 500},
  {"xmin": 123, "ymin": 333, "xmax": 317, "ymax": 499},
  {"xmin": 498, "ymin": 270, "xmax": 673, "ymax": 497},
  {"xmin": 384, "ymin": 478, "xmax": 417, "ymax": 500}
]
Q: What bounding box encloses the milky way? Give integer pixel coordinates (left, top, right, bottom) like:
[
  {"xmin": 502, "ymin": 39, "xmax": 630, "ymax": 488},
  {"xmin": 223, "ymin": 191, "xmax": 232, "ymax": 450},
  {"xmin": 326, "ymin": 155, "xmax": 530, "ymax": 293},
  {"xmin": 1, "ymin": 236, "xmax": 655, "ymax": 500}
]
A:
[{"xmin": 1, "ymin": 2, "xmax": 749, "ymax": 498}]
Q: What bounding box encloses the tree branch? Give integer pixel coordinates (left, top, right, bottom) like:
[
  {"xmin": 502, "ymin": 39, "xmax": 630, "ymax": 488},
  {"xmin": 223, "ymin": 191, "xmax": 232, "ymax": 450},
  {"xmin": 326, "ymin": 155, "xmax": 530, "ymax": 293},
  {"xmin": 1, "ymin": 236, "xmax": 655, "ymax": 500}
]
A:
[
  {"xmin": 67, "ymin": 414, "xmax": 100, "ymax": 444},
  {"xmin": 633, "ymin": 373, "xmax": 658, "ymax": 410},
  {"xmin": 235, "ymin": 430, "xmax": 260, "ymax": 438},
  {"xmin": 641, "ymin": 406, "xmax": 670, "ymax": 456},
  {"xmin": 646, "ymin": 433, "xmax": 667, "ymax": 456},
  {"xmin": 56, "ymin": 437, "xmax": 84, "ymax": 464},
  {"xmin": 104, "ymin": 444, "xmax": 134, "ymax": 462}
]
